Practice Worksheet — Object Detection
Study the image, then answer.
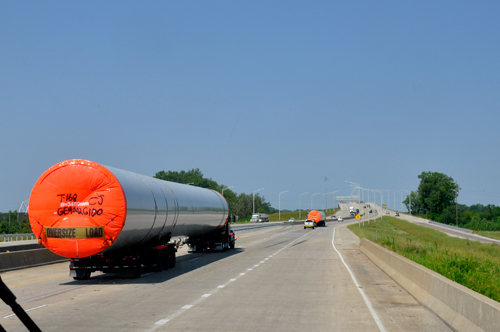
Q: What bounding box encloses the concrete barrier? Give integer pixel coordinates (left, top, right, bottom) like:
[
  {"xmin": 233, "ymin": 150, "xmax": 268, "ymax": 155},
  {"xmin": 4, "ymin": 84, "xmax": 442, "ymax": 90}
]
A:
[
  {"xmin": 0, "ymin": 248, "xmax": 68, "ymax": 272},
  {"xmin": 360, "ymin": 238, "xmax": 500, "ymax": 332},
  {"xmin": 0, "ymin": 243, "xmax": 45, "ymax": 253}
]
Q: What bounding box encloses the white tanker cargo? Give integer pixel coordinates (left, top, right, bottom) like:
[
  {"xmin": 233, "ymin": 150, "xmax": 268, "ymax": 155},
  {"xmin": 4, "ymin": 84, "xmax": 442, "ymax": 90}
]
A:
[{"xmin": 29, "ymin": 159, "xmax": 235, "ymax": 280}]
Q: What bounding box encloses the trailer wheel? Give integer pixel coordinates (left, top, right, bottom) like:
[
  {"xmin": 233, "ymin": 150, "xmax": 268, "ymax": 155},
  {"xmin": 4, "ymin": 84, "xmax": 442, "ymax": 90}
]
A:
[
  {"xmin": 73, "ymin": 270, "xmax": 91, "ymax": 280},
  {"xmin": 168, "ymin": 248, "xmax": 176, "ymax": 268},
  {"xmin": 155, "ymin": 250, "xmax": 165, "ymax": 272},
  {"xmin": 163, "ymin": 248, "xmax": 171, "ymax": 269},
  {"xmin": 131, "ymin": 256, "xmax": 142, "ymax": 278}
]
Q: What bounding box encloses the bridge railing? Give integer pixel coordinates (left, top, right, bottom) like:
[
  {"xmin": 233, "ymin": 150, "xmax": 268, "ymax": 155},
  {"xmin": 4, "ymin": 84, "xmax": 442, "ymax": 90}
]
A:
[{"xmin": 0, "ymin": 233, "xmax": 36, "ymax": 242}]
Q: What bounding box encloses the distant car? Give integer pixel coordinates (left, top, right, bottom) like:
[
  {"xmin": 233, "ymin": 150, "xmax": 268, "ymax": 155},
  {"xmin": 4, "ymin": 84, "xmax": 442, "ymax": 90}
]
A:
[
  {"xmin": 338, "ymin": 217, "xmax": 343, "ymax": 222},
  {"xmin": 395, "ymin": 212, "xmax": 400, "ymax": 217},
  {"xmin": 304, "ymin": 220, "xmax": 316, "ymax": 229},
  {"xmin": 386, "ymin": 211, "xmax": 390, "ymax": 215},
  {"xmin": 369, "ymin": 210, "xmax": 372, "ymax": 213},
  {"xmin": 288, "ymin": 218, "xmax": 296, "ymax": 222},
  {"xmin": 331, "ymin": 215, "xmax": 336, "ymax": 219}
]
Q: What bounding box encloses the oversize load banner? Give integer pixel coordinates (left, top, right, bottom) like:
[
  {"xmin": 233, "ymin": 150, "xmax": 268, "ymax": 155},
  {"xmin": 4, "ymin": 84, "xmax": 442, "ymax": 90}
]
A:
[{"xmin": 45, "ymin": 226, "xmax": 104, "ymax": 239}]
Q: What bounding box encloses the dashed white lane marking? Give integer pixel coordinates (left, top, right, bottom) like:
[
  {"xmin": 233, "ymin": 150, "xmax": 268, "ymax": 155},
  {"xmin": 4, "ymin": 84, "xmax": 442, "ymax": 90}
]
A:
[
  {"xmin": 147, "ymin": 229, "xmax": 312, "ymax": 331},
  {"xmin": 3, "ymin": 304, "xmax": 47, "ymax": 318},
  {"xmin": 332, "ymin": 227, "xmax": 387, "ymax": 332}
]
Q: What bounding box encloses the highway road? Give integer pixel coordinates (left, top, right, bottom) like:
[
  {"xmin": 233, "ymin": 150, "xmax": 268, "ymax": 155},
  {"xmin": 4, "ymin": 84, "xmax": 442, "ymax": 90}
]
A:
[{"xmin": 0, "ymin": 222, "xmax": 452, "ymax": 331}]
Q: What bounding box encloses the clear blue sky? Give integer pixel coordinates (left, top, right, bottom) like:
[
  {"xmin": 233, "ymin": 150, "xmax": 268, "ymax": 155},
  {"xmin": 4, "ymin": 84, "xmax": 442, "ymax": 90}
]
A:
[{"xmin": 1, "ymin": 1, "xmax": 499, "ymax": 213}]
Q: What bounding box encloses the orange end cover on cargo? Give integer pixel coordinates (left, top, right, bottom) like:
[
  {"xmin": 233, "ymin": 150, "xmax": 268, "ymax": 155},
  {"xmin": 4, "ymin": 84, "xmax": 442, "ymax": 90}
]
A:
[
  {"xmin": 308, "ymin": 210, "xmax": 321, "ymax": 221},
  {"xmin": 29, "ymin": 160, "xmax": 127, "ymax": 258}
]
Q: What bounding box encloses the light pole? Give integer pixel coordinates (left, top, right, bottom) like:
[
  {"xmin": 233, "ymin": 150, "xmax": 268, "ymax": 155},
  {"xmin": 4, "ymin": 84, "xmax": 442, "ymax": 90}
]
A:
[
  {"xmin": 311, "ymin": 193, "xmax": 320, "ymax": 210},
  {"xmin": 222, "ymin": 186, "xmax": 233, "ymax": 196},
  {"xmin": 253, "ymin": 188, "xmax": 264, "ymax": 214},
  {"xmin": 401, "ymin": 190, "xmax": 411, "ymax": 215},
  {"xmin": 331, "ymin": 190, "xmax": 340, "ymax": 210},
  {"xmin": 299, "ymin": 192, "xmax": 308, "ymax": 219},
  {"xmin": 366, "ymin": 189, "xmax": 371, "ymax": 223},
  {"xmin": 393, "ymin": 190, "xmax": 397, "ymax": 212},
  {"xmin": 400, "ymin": 190, "xmax": 403, "ymax": 213},
  {"xmin": 381, "ymin": 190, "xmax": 390, "ymax": 213},
  {"xmin": 374, "ymin": 190, "xmax": 383, "ymax": 220},
  {"xmin": 279, "ymin": 190, "xmax": 289, "ymax": 221},
  {"xmin": 345, "ymin": 181, "xmax": 361, "ymax": 202}
]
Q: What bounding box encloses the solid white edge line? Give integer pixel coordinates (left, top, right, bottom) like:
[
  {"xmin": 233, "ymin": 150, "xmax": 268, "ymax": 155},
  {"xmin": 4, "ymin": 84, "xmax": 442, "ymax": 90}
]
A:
[
  {"xmin": 3, "ymin": 304, "xmax": 47, "ymax": 318},
  {"xmin": 332, "ymin": 227, "xmax": 387, "ymax": 332}
]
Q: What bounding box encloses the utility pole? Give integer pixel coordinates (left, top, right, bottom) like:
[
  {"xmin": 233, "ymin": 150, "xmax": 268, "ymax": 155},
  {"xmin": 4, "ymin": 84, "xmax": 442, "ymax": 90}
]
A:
[{"xmin": 456, "ymin": 182, "xmax": 459, "ymax": 226}]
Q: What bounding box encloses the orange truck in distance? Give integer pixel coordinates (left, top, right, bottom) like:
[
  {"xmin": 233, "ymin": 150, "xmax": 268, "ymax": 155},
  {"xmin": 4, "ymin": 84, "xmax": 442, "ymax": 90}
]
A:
[{"xmin": 306, "ymin": 210, "xmax": 326, "ymax": 227}]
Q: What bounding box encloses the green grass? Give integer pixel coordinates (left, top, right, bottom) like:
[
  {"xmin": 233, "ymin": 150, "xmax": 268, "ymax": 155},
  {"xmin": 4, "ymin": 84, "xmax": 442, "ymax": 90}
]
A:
[
  {"xmin": 476, "ymin": 231, "xmax": 500, "ymax": 241},
  {"xmin": 348, "ymin": 217, "xmax": 500, "ymax": 302}
]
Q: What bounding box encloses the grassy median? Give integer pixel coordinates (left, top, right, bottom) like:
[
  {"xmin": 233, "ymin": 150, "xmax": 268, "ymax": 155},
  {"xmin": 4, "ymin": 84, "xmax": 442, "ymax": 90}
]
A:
[{"xmin": 348, "ymin": 217, "xmax": 500, "ymax": 302}]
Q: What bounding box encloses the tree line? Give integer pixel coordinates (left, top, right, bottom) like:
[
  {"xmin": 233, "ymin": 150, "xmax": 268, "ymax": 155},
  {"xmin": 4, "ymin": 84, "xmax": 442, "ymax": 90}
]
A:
[
  {"xmin": 154, "ymin": 168, "xmax": 276, "ymax": 220},
  {"xmin": 403, "ymin": 171, "xmax": 500, "ymax": 231},
  {"xmin": 0, "ymin": 212, "xmax": 31, "ymax": 234}
]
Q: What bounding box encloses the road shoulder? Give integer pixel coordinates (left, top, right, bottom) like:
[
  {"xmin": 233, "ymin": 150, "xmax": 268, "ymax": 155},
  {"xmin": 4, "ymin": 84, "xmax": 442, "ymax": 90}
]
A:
[{"xmin": 334, "ymin": 223, "xmax": 453, "ymax": 331}]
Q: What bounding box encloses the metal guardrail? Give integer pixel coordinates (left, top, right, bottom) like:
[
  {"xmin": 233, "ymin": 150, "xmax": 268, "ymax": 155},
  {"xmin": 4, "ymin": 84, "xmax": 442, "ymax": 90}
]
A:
[
  {"xmin": 0, "ymin": 233, "xmax": 36, "ymax": 242},
  {"xmin": 231, "ymin": 222, "xmax": 290, "ymax": 232}
]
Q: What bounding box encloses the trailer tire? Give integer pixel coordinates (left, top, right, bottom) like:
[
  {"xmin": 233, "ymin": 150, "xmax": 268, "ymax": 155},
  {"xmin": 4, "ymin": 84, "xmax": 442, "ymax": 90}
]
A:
[
  {"xmin": 169, "ymin": 249, "xmax": 176, "ymax": 268},
  {"xmin": 131, "ymin": 256, "xmax": 142, "ymax": 278},
  {"xmin": 155, "ymin": 250, "xmax": 164, "ymax": 272},
  {"xmin": 73, "ymin": 270, "xmax": 91, "ymax": 280},
  {"xmin": 163, "ymin": 248, "xmax": 171, "ymax": 269}
]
